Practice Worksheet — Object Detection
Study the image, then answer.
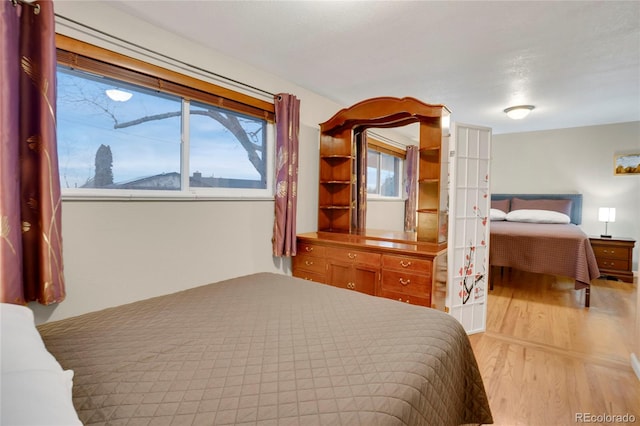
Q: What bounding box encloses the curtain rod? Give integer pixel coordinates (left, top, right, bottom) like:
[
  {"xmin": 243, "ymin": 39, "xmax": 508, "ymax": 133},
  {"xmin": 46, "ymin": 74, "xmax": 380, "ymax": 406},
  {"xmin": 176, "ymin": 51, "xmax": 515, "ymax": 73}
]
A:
[
  {"xmin": 54, "ymin": 13, "xmax": 276, "ymax": 99},
  {"xmin": 11, "ymin": 0, "xmax": 40, "ymax": 14}
]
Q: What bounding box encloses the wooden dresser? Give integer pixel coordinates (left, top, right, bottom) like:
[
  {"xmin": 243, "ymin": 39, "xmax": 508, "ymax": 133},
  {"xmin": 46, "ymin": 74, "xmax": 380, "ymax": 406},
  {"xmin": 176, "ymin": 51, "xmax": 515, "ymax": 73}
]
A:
[
  {"xmin": 302, "ymin": 98, "xmax": 450, "ymax": 311},
  {"xmin": 293, "ymin": 231, "xmax": 447, "ymax": 310},
  {"xmin": 589, "ymin": 236, "xmax": 636, "ymax": 283}
]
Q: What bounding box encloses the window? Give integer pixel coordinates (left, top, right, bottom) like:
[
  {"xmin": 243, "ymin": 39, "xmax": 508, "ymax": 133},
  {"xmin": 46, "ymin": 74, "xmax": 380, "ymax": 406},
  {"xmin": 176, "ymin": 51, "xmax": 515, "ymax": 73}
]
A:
[
  {"xmin": 55, "ymin": 36, "xmax": 275, "ymax": 198},
  {"xmin": 189, "ymin": 101, "xmax": 267, "ymax": 190},
  {"xmin": 366, "ymin": 137, "xmax": 405, "ymax": 198},
  {"xmin": 58, "ymin": 68, "xmax": 183, "ymax": 191}
]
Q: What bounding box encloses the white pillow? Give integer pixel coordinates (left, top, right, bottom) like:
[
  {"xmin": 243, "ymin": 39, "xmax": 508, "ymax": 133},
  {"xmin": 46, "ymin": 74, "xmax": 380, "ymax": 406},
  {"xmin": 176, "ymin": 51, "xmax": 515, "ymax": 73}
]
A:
[
  {"xmin": 0, "ymin": 303, "xmax": 82, "ymax": 425},
  {"xmin": 0, "ymin": 303, "xmax": 64, "ymax": 373},
  {"xmin": 506, "ymin": 209, "xmax": 571, "ymax": 224},
  {"xmin": 1, "ymin": 370, "xmax": 81, "ymax": 425},
  {"xmin": 490, "ymin": 208, "xmax": 507, "ymax": 221}
]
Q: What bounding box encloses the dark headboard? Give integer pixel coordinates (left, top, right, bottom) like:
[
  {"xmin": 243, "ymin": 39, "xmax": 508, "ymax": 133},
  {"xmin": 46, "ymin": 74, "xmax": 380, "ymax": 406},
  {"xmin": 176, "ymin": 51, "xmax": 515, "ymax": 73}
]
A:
[{"xmin": 491, "ymin": 193, "xmax": 583, "ymax": 225}]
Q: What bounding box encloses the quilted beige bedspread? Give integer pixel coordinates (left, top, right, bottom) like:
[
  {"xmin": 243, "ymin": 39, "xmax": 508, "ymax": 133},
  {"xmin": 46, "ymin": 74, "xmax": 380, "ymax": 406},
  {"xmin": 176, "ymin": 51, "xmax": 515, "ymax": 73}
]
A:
[{"xmin": 38, "ymin": 273, "xmax": 493, "ymax": 426}]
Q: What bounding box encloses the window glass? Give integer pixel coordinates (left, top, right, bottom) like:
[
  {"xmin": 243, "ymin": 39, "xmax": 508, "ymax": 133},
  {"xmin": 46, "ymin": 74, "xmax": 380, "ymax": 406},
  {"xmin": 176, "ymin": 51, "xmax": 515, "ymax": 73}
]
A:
[
  {"xmin": 380, "ymin": 152, "xmax": 400, "ymax": 197},
  {"xmin": 189, "ymin": 101, "xmax": 266, "ymax": 189},
  {"xmin": 57, "ymin": 65, "xmax": 271, "ymax": 197},
  {"xmin": 367, "ymin": 150, "xmax": 380, "ymax": 193},
  {"xmin": 57, "ymin": 66, "xmax": 182, "ymax": 190},
  {"xmin": 366, "ymin": 149, "xmax": 402, "ymax": 197}
]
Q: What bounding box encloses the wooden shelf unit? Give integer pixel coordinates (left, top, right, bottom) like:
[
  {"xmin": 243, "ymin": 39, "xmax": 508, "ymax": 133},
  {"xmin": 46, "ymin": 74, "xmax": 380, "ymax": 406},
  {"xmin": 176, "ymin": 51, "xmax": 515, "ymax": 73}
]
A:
[
  {"xmin": 416, "ymin": 116, "xmax": 449, "ymax": 243},
  {"xmin": 305, "ymin": 97, "xmax": 452, "ymax": 313},
  {"xmin": 318, "ymin": 130, "xmax": 356, "ymax": 232},
  {"xmin": 317, "ymin": 97, "xmax": 450, "ymax": 241}
]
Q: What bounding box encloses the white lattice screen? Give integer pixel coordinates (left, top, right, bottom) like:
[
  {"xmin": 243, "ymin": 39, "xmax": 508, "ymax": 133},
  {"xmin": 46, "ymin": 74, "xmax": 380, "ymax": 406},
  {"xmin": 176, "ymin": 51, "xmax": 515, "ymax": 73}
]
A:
[{"xmin": 447, "ymin": 123, "xmax": 492, "ymax": 334}]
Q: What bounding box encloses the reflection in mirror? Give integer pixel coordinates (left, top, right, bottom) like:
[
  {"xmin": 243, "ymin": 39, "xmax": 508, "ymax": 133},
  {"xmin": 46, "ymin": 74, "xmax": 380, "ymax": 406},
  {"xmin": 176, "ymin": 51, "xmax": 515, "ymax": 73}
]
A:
[{"xmin": 365, "ymin": 125, "xmax": 418, "ymax": 232}]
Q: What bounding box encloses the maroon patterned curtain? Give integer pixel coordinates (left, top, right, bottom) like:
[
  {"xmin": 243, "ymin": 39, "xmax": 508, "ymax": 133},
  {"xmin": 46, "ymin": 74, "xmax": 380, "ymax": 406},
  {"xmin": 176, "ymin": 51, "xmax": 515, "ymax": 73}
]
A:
[
  {"xmin": 272, "ymin": 94, "xmax": 300, "ymax": 257},
  {"xmin": 404, "ymin": 145, "xmax": 419, "ymax": 232},
  {"xmin": 1, "ymin": 0, "xmax": 65, "ymax": 305}
]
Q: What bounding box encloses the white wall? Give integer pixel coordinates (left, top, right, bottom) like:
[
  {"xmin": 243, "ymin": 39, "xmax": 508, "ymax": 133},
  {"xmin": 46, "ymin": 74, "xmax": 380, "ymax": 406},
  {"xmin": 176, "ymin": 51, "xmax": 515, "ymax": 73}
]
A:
[
  {"xmin": 492, "ymin": 121, "xmax": 640, "ymax": 270},
  {"xmin": 367, "ymin": 200, "xmax": 406, "ymax": 232}
]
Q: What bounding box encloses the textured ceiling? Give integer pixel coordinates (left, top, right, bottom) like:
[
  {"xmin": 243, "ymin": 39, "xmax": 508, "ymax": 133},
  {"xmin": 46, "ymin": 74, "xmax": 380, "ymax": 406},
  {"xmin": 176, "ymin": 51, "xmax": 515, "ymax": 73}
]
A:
[{"xmin": 105, "ymin": 1, "xmax": 639, "ymax": 135}]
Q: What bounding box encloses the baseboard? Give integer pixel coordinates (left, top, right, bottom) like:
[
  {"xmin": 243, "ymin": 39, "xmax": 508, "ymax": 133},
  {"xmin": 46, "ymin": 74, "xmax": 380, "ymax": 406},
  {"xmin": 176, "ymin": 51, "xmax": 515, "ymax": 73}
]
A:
[{"xmin": 631, "ymin": 353, "xmax": 640, "ymax": 381}]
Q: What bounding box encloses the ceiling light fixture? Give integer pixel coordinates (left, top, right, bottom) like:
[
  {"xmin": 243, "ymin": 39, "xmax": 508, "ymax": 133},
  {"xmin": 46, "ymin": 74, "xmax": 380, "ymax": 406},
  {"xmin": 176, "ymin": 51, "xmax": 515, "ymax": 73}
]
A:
[
  {"xmin": 504, "ymin": 105, "xmax": 535, "ymax": 120},
  {"xmin": 106, "ymin": 88, "xmax": 133, "ymax": 102}
]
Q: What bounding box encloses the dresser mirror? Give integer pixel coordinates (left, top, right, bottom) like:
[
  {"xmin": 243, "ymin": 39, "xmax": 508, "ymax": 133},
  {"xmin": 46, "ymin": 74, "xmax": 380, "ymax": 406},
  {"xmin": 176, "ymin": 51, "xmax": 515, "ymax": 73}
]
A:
[
  {"xmin": 317, "ymin": 96, "xmax": 449, "ymax": 245},
  {"xmin": 364, "ymin": 125, "xmax": 418, "ymax": 235}
]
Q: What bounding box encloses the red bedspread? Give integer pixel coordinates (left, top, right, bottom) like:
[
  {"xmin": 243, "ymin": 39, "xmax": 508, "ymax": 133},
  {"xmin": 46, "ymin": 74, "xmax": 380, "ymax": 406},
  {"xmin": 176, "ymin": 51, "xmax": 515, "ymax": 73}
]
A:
[{"xmin": 490, "ymin": 221, "xmax": 600, "ymax": 289}]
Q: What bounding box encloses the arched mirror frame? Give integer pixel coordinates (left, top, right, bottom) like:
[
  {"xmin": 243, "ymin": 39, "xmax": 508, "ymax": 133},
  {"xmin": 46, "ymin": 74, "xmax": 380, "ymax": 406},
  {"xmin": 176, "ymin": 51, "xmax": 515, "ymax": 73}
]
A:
[{"xmin": 318, "ymin": 97, "xmax": 450, "ymax": 245}]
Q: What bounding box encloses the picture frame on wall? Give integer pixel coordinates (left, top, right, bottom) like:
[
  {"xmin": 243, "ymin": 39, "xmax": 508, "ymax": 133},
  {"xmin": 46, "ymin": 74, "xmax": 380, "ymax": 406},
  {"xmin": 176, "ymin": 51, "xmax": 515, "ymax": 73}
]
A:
[{"xmin": 614, "ymin": 153, "xmax": 640, "ymax": 175}]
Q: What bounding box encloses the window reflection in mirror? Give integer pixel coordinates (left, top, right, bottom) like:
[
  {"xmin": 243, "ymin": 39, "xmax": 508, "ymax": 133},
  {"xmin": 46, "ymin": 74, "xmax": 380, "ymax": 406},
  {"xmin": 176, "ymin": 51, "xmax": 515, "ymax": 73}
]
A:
[{"xmin": 365, "ymin": 126, "xmax": 417, "ymax": 232}]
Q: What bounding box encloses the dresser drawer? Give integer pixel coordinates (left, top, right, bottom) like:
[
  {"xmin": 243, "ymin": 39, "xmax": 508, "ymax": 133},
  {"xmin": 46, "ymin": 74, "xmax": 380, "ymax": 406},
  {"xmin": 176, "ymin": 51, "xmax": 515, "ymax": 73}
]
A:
[
  {"xmin": 292, "ymin": 270, "xmax": 326, "ymax": 283},
  {"xmin": 326, "ymin": 247, "xmax": 380, "ymax": 266},
  {"xmin": 596, "ymin": 258, "xmax": 630, "ymax": 272},
  {"xmin": 592, "ymin": 246, "xmax": 630, "ymax": 261},
  {"xmin": 381, "ymin": 270, "xmax": 430, "ymax": 297},
  {"xmin": 292, "ymin": 255, "xmax": 326, "ymax": 275},
  {"xmin": 297, "ymin": 241, "xmax": 326, "ymax": 258},
  {"xmin": 380, "ymin": 289, "xmax": 431, "ymax": 308},
  {"xmin": 382, "ymin": 254, "xmax": 432, "ymax": 273}
]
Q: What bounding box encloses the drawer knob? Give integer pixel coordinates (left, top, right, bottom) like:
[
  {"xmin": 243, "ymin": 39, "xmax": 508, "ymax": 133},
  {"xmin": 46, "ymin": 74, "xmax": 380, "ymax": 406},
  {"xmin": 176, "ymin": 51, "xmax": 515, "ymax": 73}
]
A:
[
  {"xmin": 399, "ymin": 278, "xmax": 411, "ymax": 286},
  {"xmin": 347, "ymin": 282, "xmax": 356, "ymax": 289},
  {"xmin": 305, "ymin": 246, "xmax": 314, "ymax": 252},
  {"xmin": 348, "ymin": 253, "xmax": 357, "ymax": 259},
  {"xmin": 304, "ymin": 260, "xmax": 314, "ymax": 266},
  {"xmin": 603, "ymin": 249, "xmax": 615, "ymax": 254},
  {"xmin": 400, "ymin": 260, "xmax": 412, "ymax": 268}
]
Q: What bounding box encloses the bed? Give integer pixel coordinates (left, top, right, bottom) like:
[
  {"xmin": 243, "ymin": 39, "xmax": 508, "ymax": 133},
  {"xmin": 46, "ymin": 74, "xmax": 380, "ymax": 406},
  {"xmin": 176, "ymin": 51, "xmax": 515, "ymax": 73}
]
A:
[
  {"xmin": 6, "ymin": 273, "xmax": 493, "ymax": 426},
  {"xmin": 489, "ymin": 194, "xmax": 600, "ymax": 307}
]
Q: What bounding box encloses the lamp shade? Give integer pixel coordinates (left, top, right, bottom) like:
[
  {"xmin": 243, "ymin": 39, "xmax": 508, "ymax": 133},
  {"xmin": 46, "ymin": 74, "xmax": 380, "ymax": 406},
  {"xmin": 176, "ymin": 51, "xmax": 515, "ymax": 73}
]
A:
[{"xmin": 598, "ymin": 207, "xmax": 616, "ymax": 222}]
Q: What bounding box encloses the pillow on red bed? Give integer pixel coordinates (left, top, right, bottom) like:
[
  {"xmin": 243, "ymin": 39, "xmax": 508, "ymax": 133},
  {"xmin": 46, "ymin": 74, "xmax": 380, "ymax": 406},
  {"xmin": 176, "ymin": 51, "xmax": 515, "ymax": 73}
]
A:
[
  {"xmin": 506, "ymin": 209, "xmax": 571, "ymax": 224},
  {"xmin": 491, "ymin": 198, "xmax": 510, "ymax": 212},
  {"xmin": 510, "ymin": 197, "xmax": 572, "ymax": 216},
  {"xmin": 490, "ymin": 208, "xmax": 507, "ymax": 221}
]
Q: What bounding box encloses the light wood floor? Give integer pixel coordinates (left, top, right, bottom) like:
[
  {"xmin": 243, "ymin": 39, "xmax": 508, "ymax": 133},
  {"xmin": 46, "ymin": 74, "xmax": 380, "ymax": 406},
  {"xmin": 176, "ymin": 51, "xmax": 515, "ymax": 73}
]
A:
[{"xmin": 469, "ymin": 269, "xmax": 640, "ymax": 426}]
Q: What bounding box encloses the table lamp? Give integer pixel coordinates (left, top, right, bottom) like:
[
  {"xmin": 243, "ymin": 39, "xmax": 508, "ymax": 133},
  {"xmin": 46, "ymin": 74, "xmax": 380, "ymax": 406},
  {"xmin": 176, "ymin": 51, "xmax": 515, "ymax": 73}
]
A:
[{"xmin": 598, "ymin": 207, "xmax": 615, "ymax": 238}]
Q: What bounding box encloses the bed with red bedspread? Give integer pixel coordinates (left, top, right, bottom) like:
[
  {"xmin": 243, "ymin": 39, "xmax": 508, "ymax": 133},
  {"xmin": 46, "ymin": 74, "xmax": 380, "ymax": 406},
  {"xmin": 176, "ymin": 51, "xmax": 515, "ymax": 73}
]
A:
[{"xmin": 489, "ymin": 194, "xmax": 600, "ymax": 307}]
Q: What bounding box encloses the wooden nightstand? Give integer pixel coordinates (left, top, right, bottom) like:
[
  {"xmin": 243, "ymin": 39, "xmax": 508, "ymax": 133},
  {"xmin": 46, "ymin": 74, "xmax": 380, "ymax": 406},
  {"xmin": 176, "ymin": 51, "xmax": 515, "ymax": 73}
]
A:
[{"xmin": 589, "ymin": 236, "xmax": 636, "ymax": 283}]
